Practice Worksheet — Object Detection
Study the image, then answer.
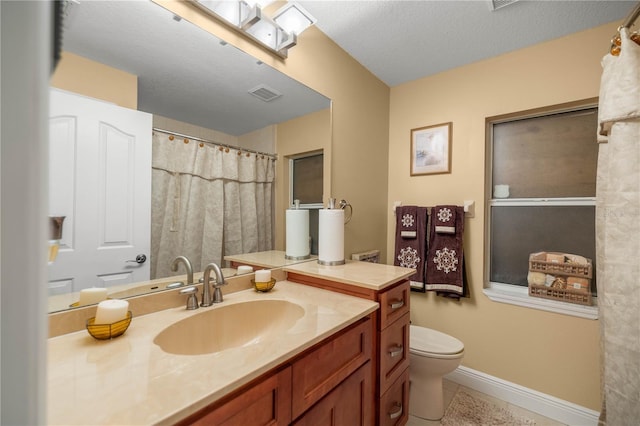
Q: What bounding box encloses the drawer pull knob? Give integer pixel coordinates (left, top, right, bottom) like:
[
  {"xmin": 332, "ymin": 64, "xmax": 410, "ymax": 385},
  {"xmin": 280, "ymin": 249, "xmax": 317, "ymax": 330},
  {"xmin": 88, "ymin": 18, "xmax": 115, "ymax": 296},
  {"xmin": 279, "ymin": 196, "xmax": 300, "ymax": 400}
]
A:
[
  {"xmin": 388, "ymin": 344, "xmax": 403, "ymax": 358},
  {"xmin": 389, "ymin": 299, "xmax": 404, "ymax": 310},
  {"xmin": 388, "ymin": 403, "xmax": 403, "ymax": 419}
]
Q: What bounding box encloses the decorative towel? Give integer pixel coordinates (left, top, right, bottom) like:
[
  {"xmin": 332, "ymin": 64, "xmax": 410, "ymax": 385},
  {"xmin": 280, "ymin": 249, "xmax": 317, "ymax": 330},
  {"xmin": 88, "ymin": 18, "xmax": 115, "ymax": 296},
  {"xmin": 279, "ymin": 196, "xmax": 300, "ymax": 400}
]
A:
[
  {"xmin": 399, "ymin": 205, "xmax": 418, "ymax": 238},
  {"xmin": 425, "ymin": 205, "xmax": 467, "ymax": 299},
  {"xmin": 433, "ymin": 205, "xmax": 456, "ymax": 234},
  {"xmin": 394, "ymin": 206, "xmax": 428, "ymax": 291}
]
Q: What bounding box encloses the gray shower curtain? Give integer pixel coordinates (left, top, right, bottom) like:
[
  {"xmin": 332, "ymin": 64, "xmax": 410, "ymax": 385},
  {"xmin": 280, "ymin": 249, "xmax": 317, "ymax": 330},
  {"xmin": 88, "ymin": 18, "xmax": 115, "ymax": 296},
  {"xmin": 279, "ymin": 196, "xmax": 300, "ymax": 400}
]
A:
[
  {"xmin": 150, "ymin": 132, "xmax": 275, "ymax": 279},
  {"xmin": 596, "ymin": 27, "xmax": 640, "ymax": 425}
]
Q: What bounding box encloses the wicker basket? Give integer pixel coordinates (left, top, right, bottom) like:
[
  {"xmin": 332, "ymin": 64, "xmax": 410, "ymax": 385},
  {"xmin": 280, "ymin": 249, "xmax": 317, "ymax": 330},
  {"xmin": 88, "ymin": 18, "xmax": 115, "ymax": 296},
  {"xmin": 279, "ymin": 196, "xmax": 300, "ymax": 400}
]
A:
[
  {"xmin": 528, "ymin": 252, "xmax": 592, "ymax": 278},
  {"xmin": 528, "ymin": 252, "xmax": 593, "ymax": 306},
  {"xmin": 528, "ymin": 284, "xmax": 592, "ymax": 305}
]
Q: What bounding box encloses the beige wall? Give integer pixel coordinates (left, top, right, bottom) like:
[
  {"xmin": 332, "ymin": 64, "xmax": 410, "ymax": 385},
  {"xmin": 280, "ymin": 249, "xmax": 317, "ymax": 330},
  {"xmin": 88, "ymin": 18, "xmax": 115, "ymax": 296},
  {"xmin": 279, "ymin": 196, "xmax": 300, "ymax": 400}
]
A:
[
  {"xmin": 50, "ymin": 51, "xmax": 138, "ymax": 109},
  {"xmin": 156, "ymin": 0, "xmax": 391, "ymax": 262},
  {"xmin": 387, "ymin": 23, "xmax": 617, "ymax": 410},
  {"xmin": 275, "ymin": 108, "xmax": 332, "ymax": 250},
  {"xmin": 52, "ymin": 0, "xmax": 609, "ymax": 409}
]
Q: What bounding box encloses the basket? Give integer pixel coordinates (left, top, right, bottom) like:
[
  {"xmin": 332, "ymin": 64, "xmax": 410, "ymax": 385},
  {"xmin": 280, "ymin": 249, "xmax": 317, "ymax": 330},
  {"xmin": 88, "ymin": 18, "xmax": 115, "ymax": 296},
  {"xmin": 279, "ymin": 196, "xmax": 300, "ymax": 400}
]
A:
[
  {"xmin": 86, "ymin": 311, "xmax": 133, "ymax": 340},
  {"xmin": 528, "ymin": 252, "xmax": 593, "ymax": 306},
  {"xmin": 528, "ymin": 284, "xmax": 592, "ymax": 306},
  {"xmin": 528, "ymin": 252, "xmax": 592, "ymax": 278}
]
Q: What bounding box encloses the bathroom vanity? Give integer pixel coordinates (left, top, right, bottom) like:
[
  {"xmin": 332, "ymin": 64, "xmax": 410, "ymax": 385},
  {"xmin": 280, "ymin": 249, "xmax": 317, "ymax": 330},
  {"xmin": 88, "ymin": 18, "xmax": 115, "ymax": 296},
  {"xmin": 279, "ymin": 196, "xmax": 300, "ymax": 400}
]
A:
[
  {"xmin": 47, "ymin": 262, "xmax": 413, "ymax": 425},
  {"xmin": 285, "ymin": 261, "xmax": 413, "ymax": 426}
]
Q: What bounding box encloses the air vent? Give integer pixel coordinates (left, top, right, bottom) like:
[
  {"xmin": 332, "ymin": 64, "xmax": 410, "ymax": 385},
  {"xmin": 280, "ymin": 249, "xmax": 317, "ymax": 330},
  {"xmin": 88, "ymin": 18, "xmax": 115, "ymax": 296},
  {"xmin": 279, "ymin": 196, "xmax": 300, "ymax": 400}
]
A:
[
  {"xmin": 248, "ymin": 84, "xmax": 282, "ymax": 102},
  {"xmin": 489, "ymin": 0, "xmax": 519, "ymax": 11}
]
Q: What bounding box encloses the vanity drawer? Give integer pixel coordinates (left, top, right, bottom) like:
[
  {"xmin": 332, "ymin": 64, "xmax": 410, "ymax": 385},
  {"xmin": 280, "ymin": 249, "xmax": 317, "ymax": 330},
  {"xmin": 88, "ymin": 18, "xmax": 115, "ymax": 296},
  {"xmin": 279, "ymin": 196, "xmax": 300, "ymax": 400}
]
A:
[
  {"xmin": 379, "ymin": 367, "xmax": 410, "ymax": 426},
  {"xmin": 379, "ymin": 312, "xmax": 410, "ymax": 394},
  {"xmin": 379, "ymin": 280, "xmax": 410, "ymax": 330},
  {"xmin": 291, "ymin": 316, "xmax": 372, "ymax": 419}
]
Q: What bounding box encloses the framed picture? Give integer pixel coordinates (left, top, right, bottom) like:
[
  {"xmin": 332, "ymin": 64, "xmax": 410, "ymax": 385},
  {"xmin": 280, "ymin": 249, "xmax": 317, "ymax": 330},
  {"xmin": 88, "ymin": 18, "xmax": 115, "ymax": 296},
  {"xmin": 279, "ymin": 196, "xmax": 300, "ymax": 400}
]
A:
[{"xmin": 410, "ymin": 122, "xmax": 452, "ymax": 176}]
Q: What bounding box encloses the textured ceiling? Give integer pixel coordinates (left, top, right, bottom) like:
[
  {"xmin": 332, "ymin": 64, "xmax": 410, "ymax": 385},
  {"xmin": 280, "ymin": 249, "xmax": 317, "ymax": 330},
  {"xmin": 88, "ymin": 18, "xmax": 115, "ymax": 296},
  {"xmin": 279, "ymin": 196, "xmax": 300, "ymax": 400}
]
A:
[
  {"xmin": 62, "ymin": 0, "xmax": 330, "ymax": 137},
  {"xmin": 62, "ymin": 0, "xmax": 637, "ymax": 135},
  {"xmin": 298, "ymin": 0, "xmax": 636, "ymax": 86}
]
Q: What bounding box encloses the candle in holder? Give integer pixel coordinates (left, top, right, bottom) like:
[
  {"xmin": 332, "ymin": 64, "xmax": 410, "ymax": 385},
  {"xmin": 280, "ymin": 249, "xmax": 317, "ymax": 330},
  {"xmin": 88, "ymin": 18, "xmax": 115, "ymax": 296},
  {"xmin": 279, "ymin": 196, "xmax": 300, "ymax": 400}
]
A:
[
  {"xmin": 254, "ymin": 269, "xmax": 271, "ymax": 283},
  {"xmin": 95, "ymin": 299, "xmax": 129, "ymax": 324},
  {"xmin": 78, "ymin": 287, "xmax": 108, "ymax": 306}
]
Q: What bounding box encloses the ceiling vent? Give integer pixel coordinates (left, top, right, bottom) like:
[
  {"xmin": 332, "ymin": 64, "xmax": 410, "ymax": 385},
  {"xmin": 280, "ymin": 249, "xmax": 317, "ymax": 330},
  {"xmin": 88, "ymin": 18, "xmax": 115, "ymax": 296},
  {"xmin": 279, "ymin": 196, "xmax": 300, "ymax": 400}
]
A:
[
  {"xmin": 489, "ymin": 0, "xmax": 519, "ymax": 11},
  {"xmin": 248, "ymin": 84, "xmax": 282, "ymax": 102}
]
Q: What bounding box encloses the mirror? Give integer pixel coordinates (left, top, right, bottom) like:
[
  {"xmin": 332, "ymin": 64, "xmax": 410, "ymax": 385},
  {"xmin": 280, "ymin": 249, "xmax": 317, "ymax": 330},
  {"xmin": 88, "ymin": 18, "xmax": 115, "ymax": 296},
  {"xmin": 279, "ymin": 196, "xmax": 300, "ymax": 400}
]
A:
[{"xmin": 48, "ymin": 0, "xmax": 330, "ymax": 312}]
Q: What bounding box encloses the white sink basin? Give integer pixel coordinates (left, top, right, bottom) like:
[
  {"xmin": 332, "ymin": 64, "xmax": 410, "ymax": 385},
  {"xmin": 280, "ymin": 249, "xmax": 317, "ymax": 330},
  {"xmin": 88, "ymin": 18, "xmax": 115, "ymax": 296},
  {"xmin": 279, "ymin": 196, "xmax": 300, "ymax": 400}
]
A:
[{"xmin": 153, "ymin": 299, "xmax": 305, "ymax": 355}]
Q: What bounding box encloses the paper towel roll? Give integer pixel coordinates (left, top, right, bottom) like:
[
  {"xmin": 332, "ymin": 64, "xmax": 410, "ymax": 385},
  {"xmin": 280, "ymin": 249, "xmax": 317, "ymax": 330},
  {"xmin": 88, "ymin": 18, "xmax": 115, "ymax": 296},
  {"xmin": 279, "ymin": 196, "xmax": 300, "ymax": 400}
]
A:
[
  {"xmin": 286, "ymin": 209, "xmax": 310, "ymax": 259},
  {"xmin": 318, "ymin": 209, "xmax": 345, "ymax": 265}
]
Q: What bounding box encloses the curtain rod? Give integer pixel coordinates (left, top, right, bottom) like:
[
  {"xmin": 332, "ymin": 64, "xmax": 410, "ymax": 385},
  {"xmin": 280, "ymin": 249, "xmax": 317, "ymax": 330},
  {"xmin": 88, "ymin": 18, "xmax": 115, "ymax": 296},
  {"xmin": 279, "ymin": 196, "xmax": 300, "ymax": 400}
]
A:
[
  {"xmin": 609, "ymin": 2, "xmax": 640, "ymax": 55},
  {"xmin": 621, "ymin": 2, "xmax": 640, "ymax": 29},
  {"xmin": 152, "ymin": 128, "xmax": 277, "ymax": 160}
]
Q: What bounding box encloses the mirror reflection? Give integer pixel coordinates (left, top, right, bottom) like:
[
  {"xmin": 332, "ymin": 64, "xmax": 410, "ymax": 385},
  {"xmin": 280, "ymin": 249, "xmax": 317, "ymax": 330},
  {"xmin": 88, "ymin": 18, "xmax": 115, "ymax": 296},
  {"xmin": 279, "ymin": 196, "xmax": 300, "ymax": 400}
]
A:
[{"xmin": 48, "ymin": 0, "xmax": 330, "ymax": 312}]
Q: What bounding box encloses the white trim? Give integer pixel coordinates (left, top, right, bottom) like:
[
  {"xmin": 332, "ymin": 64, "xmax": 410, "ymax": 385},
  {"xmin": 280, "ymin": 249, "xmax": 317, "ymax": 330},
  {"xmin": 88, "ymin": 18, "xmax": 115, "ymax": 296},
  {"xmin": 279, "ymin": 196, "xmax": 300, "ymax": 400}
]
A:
[
  {"xmin": 490, "ymin": 197, "xmax": 596, "ymax": 207},
  {"xmin": 484, "ymin": 283, "xmax": 598, "ymax": 320},
  {"xmin": 446, "ymin": 366, "xmax": 600, "ymax": 425}
]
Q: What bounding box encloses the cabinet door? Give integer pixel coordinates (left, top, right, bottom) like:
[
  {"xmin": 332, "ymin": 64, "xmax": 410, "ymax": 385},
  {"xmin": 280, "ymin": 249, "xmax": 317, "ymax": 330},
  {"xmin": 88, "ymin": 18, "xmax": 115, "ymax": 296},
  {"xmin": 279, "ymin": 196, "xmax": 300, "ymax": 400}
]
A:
[
  {"xmin": 292, "ymin": 317, "xmax": 372, "ymax": 419},
  {"xmin": 186, "ymin": 367, "xmax": 292, "ymax": 426},
  {"xmin": 379, "ymin": 367, "xmax": 410, "ymax": 426},
  {"xmin": 293, "ymin": 361, "xmax": 372, "ymax": 426},
  {"xmin": 379, "ymin": 312, "xmax": 410, "ymax": 394}
]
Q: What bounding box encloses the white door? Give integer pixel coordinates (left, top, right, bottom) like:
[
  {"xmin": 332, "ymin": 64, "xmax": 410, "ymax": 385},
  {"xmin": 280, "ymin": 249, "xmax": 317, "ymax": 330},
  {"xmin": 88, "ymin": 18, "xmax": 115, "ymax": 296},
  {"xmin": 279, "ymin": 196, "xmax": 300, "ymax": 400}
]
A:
[{"xmin": 48, "ymin": 89, "xmax": 152, "ymax": 295}]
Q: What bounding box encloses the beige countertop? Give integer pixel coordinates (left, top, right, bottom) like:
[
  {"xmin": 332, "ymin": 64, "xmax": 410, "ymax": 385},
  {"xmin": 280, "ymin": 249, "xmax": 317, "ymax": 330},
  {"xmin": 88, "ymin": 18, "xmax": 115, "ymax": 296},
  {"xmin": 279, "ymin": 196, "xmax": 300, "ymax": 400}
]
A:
[
  {"xmin": 284, "ymin": 260, "xmax": 415, "ymax": 291},
  {"xmin": 224, "ymin": 249, "xmax": 317, "ymax": 269},
  {"xmin": 47, "ymin": 281, "xmax": 378, "ymax": 425}
]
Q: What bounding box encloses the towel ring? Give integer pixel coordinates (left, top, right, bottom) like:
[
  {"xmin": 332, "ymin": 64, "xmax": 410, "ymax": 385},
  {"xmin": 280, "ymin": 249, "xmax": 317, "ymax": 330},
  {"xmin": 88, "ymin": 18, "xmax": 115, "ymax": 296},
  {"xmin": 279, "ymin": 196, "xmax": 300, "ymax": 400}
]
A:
[{"xmin": 339, "ymin": 199, "xmax": 353, "ymax": 224}]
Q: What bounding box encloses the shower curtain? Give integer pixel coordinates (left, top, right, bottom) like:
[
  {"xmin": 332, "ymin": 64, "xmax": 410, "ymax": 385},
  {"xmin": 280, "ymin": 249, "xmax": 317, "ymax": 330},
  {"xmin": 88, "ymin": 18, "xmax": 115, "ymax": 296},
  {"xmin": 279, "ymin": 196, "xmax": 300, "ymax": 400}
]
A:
[
  {"xmin": 596, "ymin": 28, "xmax": 640, "ymax": 425},
  {"xmin": 150, "ymin": 132, "xmax": 275, "ymax": 279}
]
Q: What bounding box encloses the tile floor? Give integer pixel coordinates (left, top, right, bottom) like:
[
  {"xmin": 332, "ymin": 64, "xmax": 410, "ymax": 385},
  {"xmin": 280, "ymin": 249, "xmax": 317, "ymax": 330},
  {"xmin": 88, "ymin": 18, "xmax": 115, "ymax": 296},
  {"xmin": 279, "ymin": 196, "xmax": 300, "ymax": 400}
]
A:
[{"xmin": 406, "ymin": 379, "xmax": 567, "ymax": 426}]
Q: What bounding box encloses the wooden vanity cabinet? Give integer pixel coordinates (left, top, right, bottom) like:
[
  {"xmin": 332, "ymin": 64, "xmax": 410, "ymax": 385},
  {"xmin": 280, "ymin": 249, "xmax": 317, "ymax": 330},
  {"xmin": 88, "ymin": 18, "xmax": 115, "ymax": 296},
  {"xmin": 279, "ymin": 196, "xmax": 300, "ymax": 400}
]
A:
[
  {"xmin": 184, "ymin": 366, "xmax": 292, "ymax": 426},
  {"xmin": 179, "ymin": 316, "xmax": 372, "ymax": 426},
  {"xmin": 293, "ymin": 361, "xmax": 372, "ymax": 426},
  {"xmin": 287, "ymin": 273, "xmax": 411, "ymax": 426}
]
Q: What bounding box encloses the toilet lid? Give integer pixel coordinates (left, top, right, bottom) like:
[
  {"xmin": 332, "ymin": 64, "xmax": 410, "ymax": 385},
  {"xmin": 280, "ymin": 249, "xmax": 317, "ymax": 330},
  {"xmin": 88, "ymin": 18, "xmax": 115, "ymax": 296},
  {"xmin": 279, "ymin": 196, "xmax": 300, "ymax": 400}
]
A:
[{"xmin": 410, "ymin": 325, "xmax": 464, "ymax": 355}]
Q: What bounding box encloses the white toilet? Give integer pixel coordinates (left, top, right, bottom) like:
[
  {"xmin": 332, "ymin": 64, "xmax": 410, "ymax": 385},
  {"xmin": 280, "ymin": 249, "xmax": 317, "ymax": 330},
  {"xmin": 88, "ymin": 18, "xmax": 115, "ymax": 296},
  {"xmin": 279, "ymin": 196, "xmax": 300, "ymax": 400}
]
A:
[{"xmin": 409, "ymin": 324, "xmax": 464, "ymax": 421}]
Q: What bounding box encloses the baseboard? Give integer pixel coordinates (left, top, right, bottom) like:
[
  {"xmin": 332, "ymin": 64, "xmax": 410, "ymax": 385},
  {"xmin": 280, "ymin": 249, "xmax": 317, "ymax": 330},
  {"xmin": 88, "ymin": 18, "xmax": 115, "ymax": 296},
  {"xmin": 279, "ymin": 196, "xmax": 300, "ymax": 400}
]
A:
[{"xmin": 445, "ymin": 366, "xmax": 600, "ymax": 425}]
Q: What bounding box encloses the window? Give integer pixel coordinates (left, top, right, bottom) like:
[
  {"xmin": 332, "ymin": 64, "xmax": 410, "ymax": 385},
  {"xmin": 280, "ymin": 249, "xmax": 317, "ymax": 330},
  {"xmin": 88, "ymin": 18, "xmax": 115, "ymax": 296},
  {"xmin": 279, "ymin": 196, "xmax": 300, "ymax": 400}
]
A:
[
  {"xmin": 289, "ymin": 152, "xmax": 323, "ymax": 254},
  {"xmin": 485, "ymin": 100, "xmax": 599, "ymax": 319},
  {"xmin": 290, "ymin": 152, "xmax": 323, "ymax": 207}
]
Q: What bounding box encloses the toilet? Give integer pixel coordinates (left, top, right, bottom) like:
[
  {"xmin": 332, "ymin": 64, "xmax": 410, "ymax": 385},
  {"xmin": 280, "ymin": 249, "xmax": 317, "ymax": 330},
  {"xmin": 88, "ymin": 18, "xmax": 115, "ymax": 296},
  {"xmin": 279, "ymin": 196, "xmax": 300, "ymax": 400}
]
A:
[{"xmin": 409, "ymin": 324, "xmax": 464, "ymax": 421}]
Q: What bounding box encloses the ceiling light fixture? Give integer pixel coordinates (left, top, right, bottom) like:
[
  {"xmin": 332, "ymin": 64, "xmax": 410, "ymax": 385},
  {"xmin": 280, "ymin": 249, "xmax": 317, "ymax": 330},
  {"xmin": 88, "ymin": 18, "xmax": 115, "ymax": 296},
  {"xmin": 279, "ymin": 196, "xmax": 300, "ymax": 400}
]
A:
[
  {"xmin": 273, "ymin": 2, "xmax": 317, "ymax": 35},
  {"xmin": 191, "ymin": 0, "xmax": 315, "ymax": 58}
]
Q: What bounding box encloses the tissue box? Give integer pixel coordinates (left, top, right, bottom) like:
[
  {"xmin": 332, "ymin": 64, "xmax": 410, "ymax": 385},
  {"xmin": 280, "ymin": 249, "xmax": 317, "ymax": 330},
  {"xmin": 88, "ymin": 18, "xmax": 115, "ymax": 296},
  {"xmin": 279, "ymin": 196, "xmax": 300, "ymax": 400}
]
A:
[
  {"xmin": 567, "ymin": 277, "xmax": 590, "ymax": 293},
  {"xmin": 545, "ymin": 253, "xmax": 566, "ymax": 264}
]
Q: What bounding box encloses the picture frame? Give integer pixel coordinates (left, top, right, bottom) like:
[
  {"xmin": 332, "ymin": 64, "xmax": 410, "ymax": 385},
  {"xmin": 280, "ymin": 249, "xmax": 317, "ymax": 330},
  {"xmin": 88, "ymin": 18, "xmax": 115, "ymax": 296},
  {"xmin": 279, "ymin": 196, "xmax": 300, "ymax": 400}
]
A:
[{"xmin": 410, "ymin": 122, "xmax": 452, "ymax": 176}]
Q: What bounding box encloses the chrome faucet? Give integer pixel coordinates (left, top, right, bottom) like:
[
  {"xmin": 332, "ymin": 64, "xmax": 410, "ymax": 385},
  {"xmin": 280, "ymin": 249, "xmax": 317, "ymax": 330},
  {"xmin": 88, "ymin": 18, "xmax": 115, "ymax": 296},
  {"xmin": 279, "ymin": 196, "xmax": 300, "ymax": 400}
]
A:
[
  {"xmin": 201, "ymin": 263, "xmax": 227, "ymax": 306},
  {"xmin": 171, "ymin": 256, "xmax": 194, "ymax": 286}
]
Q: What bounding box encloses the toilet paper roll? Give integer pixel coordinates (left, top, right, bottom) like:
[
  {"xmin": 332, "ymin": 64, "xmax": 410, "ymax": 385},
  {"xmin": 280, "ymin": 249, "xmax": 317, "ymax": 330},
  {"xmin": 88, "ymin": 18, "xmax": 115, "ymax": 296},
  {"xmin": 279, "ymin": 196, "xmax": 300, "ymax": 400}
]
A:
[
  {"xmin": 286, "ymin": 209, "xmax": 310, "ymax": 259},
  {"xmin": 318, "ymin": 209, "xmax": 345, "ymax": 265}
]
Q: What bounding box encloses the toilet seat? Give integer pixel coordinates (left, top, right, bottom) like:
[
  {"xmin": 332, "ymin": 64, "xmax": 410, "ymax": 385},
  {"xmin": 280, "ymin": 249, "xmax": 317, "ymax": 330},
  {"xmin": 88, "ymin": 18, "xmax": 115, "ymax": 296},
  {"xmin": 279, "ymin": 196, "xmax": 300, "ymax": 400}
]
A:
[{"xmin": 410, "ymin": 325, "xmax": 464, "ymax": 358}]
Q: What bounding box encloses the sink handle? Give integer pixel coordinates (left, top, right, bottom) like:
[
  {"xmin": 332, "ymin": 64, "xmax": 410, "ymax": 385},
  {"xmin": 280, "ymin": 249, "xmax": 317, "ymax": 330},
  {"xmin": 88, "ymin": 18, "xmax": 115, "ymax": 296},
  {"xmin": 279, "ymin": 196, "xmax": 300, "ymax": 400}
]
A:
[{"xmin": 180, "ymin": 286, "xmax": 199, "ymax": 310}]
